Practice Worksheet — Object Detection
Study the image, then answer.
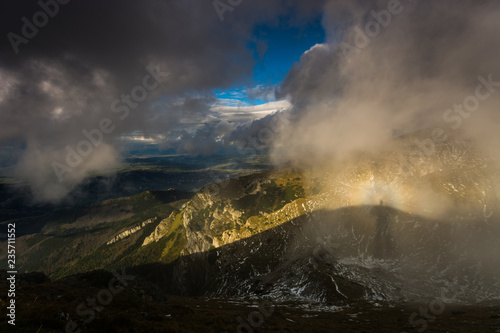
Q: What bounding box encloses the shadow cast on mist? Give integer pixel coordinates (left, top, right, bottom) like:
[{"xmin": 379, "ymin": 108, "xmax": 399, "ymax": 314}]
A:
[{"xmin": 127, "ymin": 205, "xmax": 500, "ymax": 303}]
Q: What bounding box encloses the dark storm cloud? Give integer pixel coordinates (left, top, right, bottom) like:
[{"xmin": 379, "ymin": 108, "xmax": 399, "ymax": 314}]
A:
[{"xmin": 0, "ymin": 0, "xmax": 324, "ymax": 202}]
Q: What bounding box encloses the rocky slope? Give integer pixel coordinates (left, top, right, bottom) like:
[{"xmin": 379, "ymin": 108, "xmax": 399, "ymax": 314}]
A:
[
  {"xmin": 0, "ymin": 190, "xmax": 192, "ymax": 278},
  {"xmin": 4, "ymin": 269, "xmax": 500, "ymax": 333},
  {"xmin": 1, "ymin": 132, "xmax": 499, "ymax": 305},
  {"xmin": 132, "ymin": 132, "xmax": 500, "ymax": 303}
]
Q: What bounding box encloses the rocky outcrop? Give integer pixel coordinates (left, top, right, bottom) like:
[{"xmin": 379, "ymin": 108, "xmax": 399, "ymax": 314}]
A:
[
  {"xmin": 179, "ymin": 171, "xmax": 307, "ymax": 255},
  {"xmin": 107, "ymin": 218, "xmax": 156, "ymax": 245},
  {"xmin": 142, "ymin": 213, "xmax": 176, "ymax": 246}
]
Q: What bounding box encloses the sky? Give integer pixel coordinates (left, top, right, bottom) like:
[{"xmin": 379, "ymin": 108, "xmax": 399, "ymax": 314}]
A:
[
  {"xmin": 214, "ymin": 20, "xmax": 325, "ymax": 105},
  {"xmin": 1, "ymin": 0, "xmax": 499, "ymax": 203}
]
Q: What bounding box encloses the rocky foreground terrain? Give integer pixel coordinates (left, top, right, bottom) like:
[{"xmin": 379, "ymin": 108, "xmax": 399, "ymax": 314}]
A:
[{"xmin": 1, "ymin": 270, "xmax": 500, "ymax": 332}]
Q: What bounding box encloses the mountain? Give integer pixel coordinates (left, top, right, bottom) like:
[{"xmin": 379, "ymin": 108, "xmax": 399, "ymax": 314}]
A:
[
  {"xmin": 1, "ymin": 133, "xmax": 500, "ymax": 332},
  {"xmin": 142, "ymin": 205, "xmax": 500, "ymax": 304},
  {"xmin": 1, "ymin": 132, "xmax": 499, "ymax": 304},
  {"xmin": 0, "ymin": 189, "xmax": 192, "ymax": 278},
  {"xmin": 0, "ymin": 169, "xmax": 306, "ymax": 279}
]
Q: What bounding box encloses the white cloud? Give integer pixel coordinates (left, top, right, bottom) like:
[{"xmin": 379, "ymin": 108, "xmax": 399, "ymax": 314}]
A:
[
  {"xmin": 210, "ymin": 99, "xmax": 292, "ymax": 121},
  {"xmin": 120, "ymin": 134, "xmax": 166, "ymax": 144},
  {"xmin": 303, "ymin": 43, "xmax": 329, "ymax": 56}
]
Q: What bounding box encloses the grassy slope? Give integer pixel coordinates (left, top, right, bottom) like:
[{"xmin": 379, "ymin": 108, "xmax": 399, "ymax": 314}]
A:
[
  {"xmin": 15, "ymin": 191, "xmax": 189, "ymax": 279},
  {"xmin": 9, "ymin": 169, "xmax": 307, "ymax": 280}
]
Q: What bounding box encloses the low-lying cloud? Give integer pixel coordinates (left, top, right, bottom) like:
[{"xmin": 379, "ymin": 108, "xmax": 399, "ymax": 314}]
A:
[{"xmin": 273, "ymin": 0, "xmax": 500, "ymax": 169}]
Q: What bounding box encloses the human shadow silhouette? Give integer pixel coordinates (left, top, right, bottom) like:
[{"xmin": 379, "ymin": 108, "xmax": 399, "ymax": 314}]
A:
[{"xmin": 370, "ymin": 200, "xmax": 394, "ymax": 259}]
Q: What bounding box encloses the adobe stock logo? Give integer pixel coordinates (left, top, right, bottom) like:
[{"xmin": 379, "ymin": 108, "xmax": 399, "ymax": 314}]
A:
[
  {"xmin": 213, "ymin": 0, "xmax": 243, "ymax": 22},
  {"xmin": 236, "ymin": 299, "xmax": 275, "ymax": 333},
  {"xmin": 340, "ymin": 0, "xmax": 406, "ymax": 62},
  {"xmin": 7, "ymin": 0, "xmax": 71, "ymax": 54},
  {"xmin": 65, "ymin": 269, "xmax": 135, "ymax": 333}
]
